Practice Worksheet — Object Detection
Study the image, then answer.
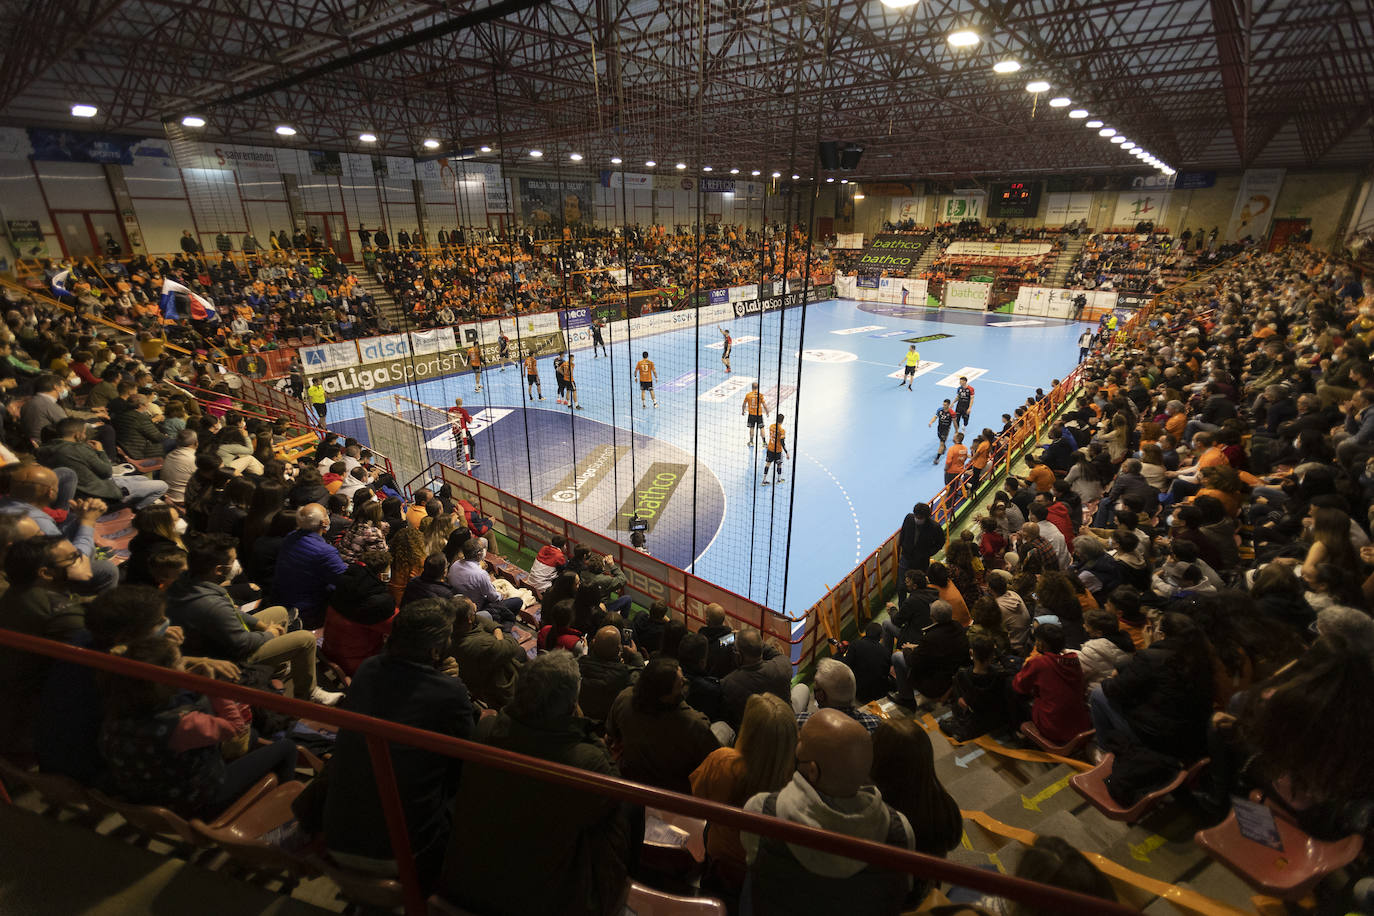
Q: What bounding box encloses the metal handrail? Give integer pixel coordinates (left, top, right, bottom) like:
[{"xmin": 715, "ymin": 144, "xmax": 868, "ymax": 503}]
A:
[{"xmin": 0, "ymin": 626, "xmax": 1137, "ymax": 916}]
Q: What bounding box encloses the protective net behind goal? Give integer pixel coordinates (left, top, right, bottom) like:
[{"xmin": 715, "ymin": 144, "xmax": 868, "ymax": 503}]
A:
[{"xmin": 362, "ymin": 394, "xmax": 459, "ymax": 492}]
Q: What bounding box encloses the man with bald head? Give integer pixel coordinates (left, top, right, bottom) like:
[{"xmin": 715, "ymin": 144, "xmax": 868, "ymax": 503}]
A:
[
  {"xmin": 577, "ymin": 624, "xmax": 644, "ymax": 722},
  {"xmin": 742, "ymin": 709, "xmax": 915, "ymax": 914},
  {"xmin": 270, "ymin": 502, "xmax": 349, "ymax": 628},
  {"xmin": 0, "ymin": 463, "xmax": 117, "ymax": 593}
]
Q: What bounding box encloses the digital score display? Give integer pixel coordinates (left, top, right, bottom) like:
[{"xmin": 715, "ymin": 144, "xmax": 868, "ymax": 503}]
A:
[{"xmin": 987, "ymin": 180, "xmax": 1043, "ymax": 218}]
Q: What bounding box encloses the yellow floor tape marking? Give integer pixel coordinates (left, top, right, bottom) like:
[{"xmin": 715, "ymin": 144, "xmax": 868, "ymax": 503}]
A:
[{"xmin": 1021, "ymin": 774, "xmax": 1072, "ymax": 812}]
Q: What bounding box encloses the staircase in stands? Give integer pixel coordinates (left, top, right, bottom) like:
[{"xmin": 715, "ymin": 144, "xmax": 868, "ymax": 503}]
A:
[{"xmin": 1047, "ymin": 236, "xmax": 1088, "ymax": 287}]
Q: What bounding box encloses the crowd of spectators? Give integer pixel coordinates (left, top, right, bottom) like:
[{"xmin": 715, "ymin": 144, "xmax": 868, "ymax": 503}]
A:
[
  {"xmin": 880, "ymin": 245, "xmax": 1373, "ymax": 852},
  {"xmin": 1063, "ymin": 230, "xmax": 1246, "ymax": 293}
]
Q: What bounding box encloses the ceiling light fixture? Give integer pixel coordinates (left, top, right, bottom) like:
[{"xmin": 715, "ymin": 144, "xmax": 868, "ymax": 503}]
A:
[
  {"xmin": 181, "ymin": 115, "xmax": 206, "ymax": 128},
  {"xmin": 1025, "ymin": 80, "xmax": 1050, "ymax": 93},
  {"xmin": 1110, "ymin": 136, "xmax": 1126, "ymax": 144},
  {"xmin": 1069, "ymin": 109, "xmax": 1089, "ymax": 118},
  {"xmin": 947, "ymin": 30, "xmax": 979, "ymax": 47},
  {"xmin": 729, "ymin": 168, "xmax": 739, "ymax": 174},
  {"xmin": 840, "ymin": 178, "xmax": 849, "ymax": 184},
  {"xmin": 71, "ymin": 104, "xmax": 98, "ymax": 118},
  {"xmin": 1085, "ymin": 120, "xmax": 1103, "ymax": 129},
  {"xmin": 275, "ymin": 125, "xmax": 296, "ymax": 136},
  {"xmin": 1121, "ymin": 142, "xmax": 1136, "ymax": 150},
  {"xmin": 992, "ymin": 60, "xmax": 1021, "ymax": 74},
  {"xmin": 791, "ymin": 174, "xmax": 800, "ymax": 180},
  {"xmin": 423, "ymin": 139, "xmax": 440, "ymax": 149},
  {"xmin": 751, "ymin": 170, "xmax": 761, "ymax": 176},
  {"xmin": 529, "ymin": 149, "xmax": 544, "ymax": 158},
  {"xmin": 359, "ymin": 132, "xmax": 378, "ymax": 143},
  {"xmin": 1048, "ymin": 97, "xmax": 1071, "ymax": 108},
  {"xmin": 610, "ymin": 156, "xmax": 622, "ymax": 164},
  {"xmin": 1098, "ymin": 127, "xmax": 1116, "ymax": 137},
  {"xmin": 645, "ymin": 159, "xmax": 656, "ymax": 167},
  {"xmin": 703, "ymin": 166, "xmax": 713, "ymax": 172},
  {"xmin": 878, "ymin": 0, "xmax": 920, "ymax": 9},
  {"xmin": 676, "ymin": 162, "xmax": 687, "ymax": 170},
  {"xmin": 826, "ymin": 177, "xmax": 835, "ymax": 182},
  {"xmin": 771, "ymin": 171, "xmax": 781, "ymax": 178},
  {"xmin": 569, "ymin": 152, "xmax": 583, "ymax": 161},
  {"xmin": 479, "ymin": 145, "xmax": 492, "ymax": 152}
]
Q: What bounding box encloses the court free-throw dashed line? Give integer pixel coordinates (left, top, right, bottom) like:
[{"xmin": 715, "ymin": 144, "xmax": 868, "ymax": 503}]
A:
[{"xmin": 801, "ymin": 450, "xmax": 863, "ymax": 564}]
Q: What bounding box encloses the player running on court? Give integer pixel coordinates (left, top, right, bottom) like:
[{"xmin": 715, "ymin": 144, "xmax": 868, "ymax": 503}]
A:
[
  {"xmin": 898, "ymin": 345, "xmax": 921, "ymax": 390},
  {"xmin": 635, "ymin": 351, "xmax": 658, "ymax": 407},
  {"xmin": 742, "ymin": 382, "xmax": 768, "ymax": 448},
  {"xmin": 553, "ymin": 353, "xmax": 567, "ymax": 404},
  {"xmin": 466, "ymin": 342, "xmax": 483, "ymax": 392},
  {"xmin": 929, "ymin": 398, "xmax": 956, "ymax": 464},
  {"xmin": 448, "ymin": 397, "xmax": 479, "ymax": 472},
  {"xmin": 524, "ymin": 354, "xmax": 543, "ymax": 400},
  {"xmin": 761, "ymin": 413, "xmax": 788, "ymax": 485},
  {"xmin": 953, "ymin": 376, "xmax": 976, "ymax": 430},
  {"xmin": 591, "ymin": 318, "xmax": 608, "ymax": 358},
  {"xmin": 562, "ymin": 355, "xmax": 581, "ymax": 410},
  {"xmin": 497, "ymin": 332, "xmax": 511, "ymax": 371},
  {"xmin": 720, "ymin": 328, "xmax": 733, "ymax": 373}
]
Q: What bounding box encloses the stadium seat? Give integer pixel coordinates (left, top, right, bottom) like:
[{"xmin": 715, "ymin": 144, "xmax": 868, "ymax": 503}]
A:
[
  {"xmin": 312, "ymin": 854, "xmax": 407, "ymax": 910},
  {"xmin": 1018, "ymin": 722, "xmax": 1095, "ymax": 758},
  {"xmin": 640, "ymin": 807, "xmax": 707, "ymax": 878},
  {"xmin": 94, "ymin": 508, "xmax": 134, "ymax": 534},
  {"xmin": 321, "ymin": 605, "xmax": 397, "ymax": 677},
  {"xmin": 190, "ymin": 780, "xmax": 319, "ymax": 879},
  {"xmin": 1194, "ymin": 796, "xmax": 1363, "ymax": 900},
  {"xmin": 0, "ymin": 756, "xmax": 96, "ymax": 812},
  {"xmin": 116, "ymin": 445, "xmax": 163, "ymax": 474},
  {"xmin": 625, "ymin": 881, "xmax": 727, "ymax": 915},
  {"xmin": 1069, "ymin": 753, "xmax": 1210, "ymax": 823},
  {"xmin": 89, "ymin": 774, "xmax": 279, "ymax": 847}
]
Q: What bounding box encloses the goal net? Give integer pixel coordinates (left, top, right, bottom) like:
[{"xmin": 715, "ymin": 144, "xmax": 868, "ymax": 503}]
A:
[{"xmin": 362, "ymin": 394, "xmax": 460, "ymax": 493}]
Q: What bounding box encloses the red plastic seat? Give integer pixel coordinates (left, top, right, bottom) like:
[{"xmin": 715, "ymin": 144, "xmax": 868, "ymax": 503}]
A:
[
  {"xmin": 0, "ymin": 756, "xmax": 95, "ymax": 811},
  {"xmin": 625, "ymin": 882, "xmax": 727, "ymax": 915},
  {"xmin": 313, "ymin": 854, "xmax": 406, "ymax": 910},
  {"xmin": 321, "ymin": 605, "xmax": 397, "ymax": 678},
  {"xmin": 1019, "ymin": 721, "xmax": 1095, "ymax": 757},
  {"xmin": 1194, "ymin": 797, "xmax": 1363, "ymax": 900},
  {"xmin": 1070, "ymin": 753, "xmax": 1209, "ymax": 823}
]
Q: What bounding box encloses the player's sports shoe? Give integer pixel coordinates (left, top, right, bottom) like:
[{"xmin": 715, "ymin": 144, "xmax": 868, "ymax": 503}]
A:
[
  {"xmin": 653, "ymin": 402, "xmax": 658, "ymax": 408},
  {"xmin": 775, "ymin": 476, "xmax": 784, "ymax": 483},
  {"xmin": 932, "ymin": 456, "xmax": 939, "ymax": 465},
  {"xmin": 574, "ymin": 405, "xmax": 583, "ymax": 410},
  {"xmin": 538, "ymin": 396, "xmax": 545, "ymax": 400},
  {"xmin": 761, "ymin": 478, "xmax": 770, "ymax": 486}
]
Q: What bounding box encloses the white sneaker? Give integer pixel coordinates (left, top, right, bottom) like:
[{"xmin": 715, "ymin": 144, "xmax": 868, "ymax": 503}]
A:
[{"xmin": 310, "ymin": 686, "xmax": 344, "ymax": 706}]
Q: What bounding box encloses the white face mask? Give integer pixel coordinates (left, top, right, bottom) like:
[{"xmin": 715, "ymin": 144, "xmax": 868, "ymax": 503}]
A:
[
  {"xmin": 226, "ymin": 558, "xmax": 242, "ymax": 582},
  {"xmin": 173, "ymin": 517, "xmax": 188, "ymax": 535}
]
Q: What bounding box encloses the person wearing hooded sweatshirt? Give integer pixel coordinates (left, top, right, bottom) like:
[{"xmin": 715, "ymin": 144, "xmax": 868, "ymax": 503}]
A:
[
  {"xmin": 1012, "ymin": 622, "xmax": 1091, "ymax": 744},
  {"xmin": 525, "ymin": 535, "xmax": 567, "ymax": 593},
  {"xmin": 742, "ymin": 709, "xmax": 915, "ymax": 916},
  {"xmin": 1076, "ymin": 608, "xmax": 1135, "ymax": 692}
]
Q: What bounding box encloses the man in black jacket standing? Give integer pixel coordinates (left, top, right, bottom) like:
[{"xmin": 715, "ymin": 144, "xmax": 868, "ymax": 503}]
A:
[{"xmin": 896, "ymin": 502, "xmax": 943, "ymax": 606}]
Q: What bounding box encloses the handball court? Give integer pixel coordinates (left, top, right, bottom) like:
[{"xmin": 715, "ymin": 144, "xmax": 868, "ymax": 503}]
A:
[{"xmin": 326, "ymin": 300, "xmax": 1087, "ymax": 617}]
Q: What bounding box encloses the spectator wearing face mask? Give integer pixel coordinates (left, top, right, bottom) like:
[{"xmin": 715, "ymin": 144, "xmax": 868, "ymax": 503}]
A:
[
  {"xmin": 270, "ymin": 503, "xmax": 349, "ymax": 629},
  {"xmin": 166, "ymin": 533, "xmax": 341, "ymax": 705}
]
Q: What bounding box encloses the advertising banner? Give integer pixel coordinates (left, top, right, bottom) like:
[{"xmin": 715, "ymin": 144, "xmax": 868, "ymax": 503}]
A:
[
  {"xmin": 944, "ymin": 280, "xmax": 991, "ymax": 312},
  {"xmin": 182, "ymin": 142, "xmax": 280, "ymax": 174},
  {"xmin": 888, "ymin": 197, "xmax": 924, "ymax": 224},
  {"xmin": 357, "ymin": 333, "xmax": 412, "ymax": 363},
  {"xmin": 408, "ymin": 327, "xmax": 457, "ymax": 355},
  {"xmin": 600, "ymin": 171, "xmax": 653, "ymax": 190},
  {"xmin": 1225, "ymin": 169, "xmax": 1285, "ymax": 242},
  {"xmin": 299, "ymin": 340, "xmax": 361, "ymax": 373},
  {"xmin": 560, "ymin": 306, "xmax": 593, "ymax": 329},
  {"xmin": 4, "ymin": 219, "xmax": 48, "ymax": 258},
  {"xmin": 1014, "ymin": 286, "xmax": 1118, "ymax": 318},
  {"xmin": 1043, "ymin": 192, "xmax": 1093, "ymax": 226},
  {"xmin": 728, "ymin": 284, "xmax": 759, "ymax": 303},
  {"xmin": 1113, "ymin": 190, "xmax": 1170, "ymax": 226},
  {"xmin": 708, "ymin": 288, "xmax": 729, "ymax": 304},
  {"xmin": 944, "ymin": 241, "xmax": 1052, "ymax": 257},
  {"xmin": 853, "ymin": 233, "xmax": 931, "ymax": 271},
  {"xmin": 315, "ymin": 332, "xmax": 566, "ymax": 398},
  {"xmin": 1174, "ymin": 171, "xmax": 1216, "ymax": 190},
  {"xmin": 463, "ymin": 163, "xmax": 509, "ymax": 211},
  {"xmin": 26, "ymin": 129, "xmax": 174, "ymax": 167},
  {"xmin": 834, "ymin": 233, "xmax": 864, "ymax": 249},
  {"xmin": 855, "ymin": 275, "xmax": 880, "ymax": 289},
  {"xmin": 519, "ymin": 177, "xmax": 595, "ymax": 225},
  {"xmin": 940, "ymin": 196, "xmax": 983, "ymax": 220},
  {"xmin": 700, "ymin": 178, "xmax": 735, "ymax": 193}
]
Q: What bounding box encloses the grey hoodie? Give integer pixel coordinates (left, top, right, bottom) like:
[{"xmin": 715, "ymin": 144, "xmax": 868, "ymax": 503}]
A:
[{"xmin": 742, "ymin": 772, "xmax": 913, "ymax": 878}]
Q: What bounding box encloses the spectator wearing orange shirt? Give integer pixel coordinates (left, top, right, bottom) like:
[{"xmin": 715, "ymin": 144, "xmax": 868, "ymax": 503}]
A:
[
  {"xmin": 967, "ymin": 429, "xmax": 994, "ymax": 488},
  {"xmin": 943, "ymin": 432, "xmax": 968, "ymax": 486}
]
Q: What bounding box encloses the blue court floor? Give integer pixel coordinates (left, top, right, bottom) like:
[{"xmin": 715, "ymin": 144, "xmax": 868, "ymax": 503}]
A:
[{"xmin": 326, "ymin": 300, "xmax": 1086, "ymax": 618}]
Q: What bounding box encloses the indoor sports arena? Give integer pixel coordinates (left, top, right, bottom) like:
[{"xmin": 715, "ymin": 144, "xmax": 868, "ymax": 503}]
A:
[{"xmin": 1, "ymin": 0, "xmax": 1372, "ymax": 913}]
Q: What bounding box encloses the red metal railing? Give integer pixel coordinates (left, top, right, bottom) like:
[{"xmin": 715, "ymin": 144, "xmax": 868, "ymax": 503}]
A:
[{"xmin": 0, "ymin": 627, "xmax": 1136, "ymax": 916}]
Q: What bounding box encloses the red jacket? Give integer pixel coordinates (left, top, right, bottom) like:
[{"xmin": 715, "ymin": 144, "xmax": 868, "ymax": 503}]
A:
[
  {"xmin": 1012, "ymin": 650, "xmax": 1090, "ymax": 744},
  {"xmin": 1046, "ymin": 501, "xmax": 1076, "ymax": 546}
]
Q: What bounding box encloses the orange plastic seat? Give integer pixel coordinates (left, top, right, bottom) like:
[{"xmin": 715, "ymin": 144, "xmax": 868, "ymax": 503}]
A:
[
  {"xmin": 641, "ymin": 808, "xmax": 707, "ymax": 877},
  {"xmin": 1070, "ymin": 753, "xmax": 1209, "ymax": 823},
  {"xmin": 625, "ymin": 882, "xmax": 727, "ymax": 915},
  {"xmin": 90, "ymin": 774, "xmax": 278, "ymax": 846},
  {"xmin": 191, "ymin": 781, "xmax": 318, "ymax": 877},
  {"xmin": 1194, "ymin": 798, "xmax": 1363, "ymax": 900},
  {"xmin": 1019, "ymin": 721, "xmax": 1095, "ymax": 757}
]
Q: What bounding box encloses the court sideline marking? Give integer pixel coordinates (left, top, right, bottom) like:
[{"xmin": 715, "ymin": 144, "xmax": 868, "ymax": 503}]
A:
[{"xmin": 801, "ymin": 450, "xmax": 863, "ymax": 564}]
